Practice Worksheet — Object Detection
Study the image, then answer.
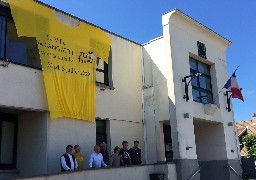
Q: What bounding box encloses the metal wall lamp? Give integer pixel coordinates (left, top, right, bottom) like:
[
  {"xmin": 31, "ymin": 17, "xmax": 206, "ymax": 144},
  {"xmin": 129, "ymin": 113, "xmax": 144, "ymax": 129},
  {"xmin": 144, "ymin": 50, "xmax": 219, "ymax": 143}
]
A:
[
  {"xmin": 186, "ymin": 146, "xmax": 193, "ymax": 150},
  {"xmin": 224, "ymin": 88, "xmax": 242, "ymax": 112},
  {"xmin": 182, "ymin": 73, "xmax": 202, "ymax": 101},
  {"xmin": 224, "ymin": 91, "xmax": 232, "ymax": 112}
]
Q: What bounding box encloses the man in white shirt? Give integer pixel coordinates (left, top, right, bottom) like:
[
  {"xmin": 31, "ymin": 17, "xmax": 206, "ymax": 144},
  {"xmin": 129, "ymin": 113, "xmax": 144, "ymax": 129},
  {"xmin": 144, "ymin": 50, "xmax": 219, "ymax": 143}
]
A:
[
  {"xmin": 89, "ymin": 145, "xmax": 108, "ymax": 168},
  {"xmin": 60, "ymin": 145, "xmax": 78, "ymax": 172}
]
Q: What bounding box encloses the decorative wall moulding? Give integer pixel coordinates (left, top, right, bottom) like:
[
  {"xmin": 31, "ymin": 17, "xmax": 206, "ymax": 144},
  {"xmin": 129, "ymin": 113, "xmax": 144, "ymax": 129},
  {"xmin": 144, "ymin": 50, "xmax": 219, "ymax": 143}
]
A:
[{"xmin": 204, "ymin": 104, "xmax": 218, "ymax": 115}]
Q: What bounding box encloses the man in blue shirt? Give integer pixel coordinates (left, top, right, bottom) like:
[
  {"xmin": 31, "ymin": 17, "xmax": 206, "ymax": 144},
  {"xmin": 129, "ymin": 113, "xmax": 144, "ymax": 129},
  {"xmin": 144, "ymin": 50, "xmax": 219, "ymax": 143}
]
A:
[{"xmin": 89, "ymin": 145, "xmax": 108, "ymax": 168}]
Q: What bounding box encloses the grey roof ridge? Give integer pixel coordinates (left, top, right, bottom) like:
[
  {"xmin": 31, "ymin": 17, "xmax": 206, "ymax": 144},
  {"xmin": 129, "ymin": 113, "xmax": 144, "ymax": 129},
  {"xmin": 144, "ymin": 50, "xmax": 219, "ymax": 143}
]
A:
[{"xmin": 143, "ymin": 36, "xmax": 163, "ymax": 46}]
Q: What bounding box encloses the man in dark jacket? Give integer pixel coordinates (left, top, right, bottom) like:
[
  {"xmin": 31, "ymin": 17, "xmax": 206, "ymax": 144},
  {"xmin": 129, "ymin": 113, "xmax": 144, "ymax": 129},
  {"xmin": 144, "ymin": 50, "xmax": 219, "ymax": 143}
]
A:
[
  {"xmin": 100, "ymin": 142, "xmax": 110, "ymax": 166},
  {"xmin": 60, "ymin": 145, "xmax": 78, "ymax": 172},
  {"xmin": 129, "ymin": 140, "xmax": 142, "ymax": 165}
]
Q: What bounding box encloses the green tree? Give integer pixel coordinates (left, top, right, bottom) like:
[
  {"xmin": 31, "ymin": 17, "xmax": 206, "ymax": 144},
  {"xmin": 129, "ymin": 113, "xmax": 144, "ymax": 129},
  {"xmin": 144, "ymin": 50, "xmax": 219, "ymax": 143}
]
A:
[{"xmin": 242, "ymin": 134, "xmax": 256, "ymax": 158}]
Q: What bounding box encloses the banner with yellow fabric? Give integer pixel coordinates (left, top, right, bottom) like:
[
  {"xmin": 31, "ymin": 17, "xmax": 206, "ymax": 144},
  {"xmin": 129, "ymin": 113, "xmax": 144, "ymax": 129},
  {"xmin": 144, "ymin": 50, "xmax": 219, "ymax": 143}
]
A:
[{"xmin": 9, "ymin": 0, "xmax": 111, "ymax": 122}]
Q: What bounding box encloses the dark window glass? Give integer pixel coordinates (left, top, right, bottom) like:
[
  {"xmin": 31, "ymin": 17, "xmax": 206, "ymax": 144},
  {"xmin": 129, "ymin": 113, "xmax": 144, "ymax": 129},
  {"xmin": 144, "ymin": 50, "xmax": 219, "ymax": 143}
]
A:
[
  {"xmin": 6, "ymin": 20, "xmax": 27, "ymax": 64},
  {"xmin": 201, "ymin": 92, "xmax": 213, "ymax": 104},
  {"xmin": 189, "ymin": 57, "xmax": 213, "ymax": 104},
  {"xmin": 0, "ymin": 112, "xmax": 17, "ymax": 169},
  {"xmin": 96, "ymin": 48, "xmax": 111, "ymax": 86},
  {"xmin": 198, "ymin": 62, "xmax": 210, "ymax": 75},
  {"xmin": 96, "ymin": 59, "xmax": 107, "ymax": 84},
  {"xmin": 0, "ymin": 16, "xmax": 6, "ymax": 58},
  {"xmin": 0, "ymin": 9, "xmax": 41, "ymax": 69},
  {"xmin": 192, "ymin": 89, "xmax": 200, "ymax": 101},
  {"xmin": 199, "ymin": 92, "xmax": 208, "ymax": 104},
  {"xmin": 191, "ymin": 72, "xmax": 198, "ymax": 86},
  {"xmin": 1, "ymin": 121, "xmax": 15, "ymax": 164},
  {"xmin": 189, "ymin": 58, "xmax": 197, "ymax": 71},
  {"xmin": 199, "ymin": 76, "xmax": 211, "ymax": 90}
]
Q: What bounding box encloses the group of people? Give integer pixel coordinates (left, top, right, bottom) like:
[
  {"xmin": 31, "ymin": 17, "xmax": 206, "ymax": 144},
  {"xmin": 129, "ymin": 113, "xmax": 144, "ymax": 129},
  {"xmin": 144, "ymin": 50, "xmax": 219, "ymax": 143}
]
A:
[{"xmin": 60, "ymin": 140, "xmax": 142, "ymax": 172}]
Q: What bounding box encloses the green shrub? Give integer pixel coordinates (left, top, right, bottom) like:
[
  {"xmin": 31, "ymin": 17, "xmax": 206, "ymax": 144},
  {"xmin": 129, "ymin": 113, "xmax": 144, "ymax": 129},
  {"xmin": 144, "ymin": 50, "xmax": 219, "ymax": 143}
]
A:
[{"xmin": 242, "ymin": 134, "xmax": 256, "ymax": 158}]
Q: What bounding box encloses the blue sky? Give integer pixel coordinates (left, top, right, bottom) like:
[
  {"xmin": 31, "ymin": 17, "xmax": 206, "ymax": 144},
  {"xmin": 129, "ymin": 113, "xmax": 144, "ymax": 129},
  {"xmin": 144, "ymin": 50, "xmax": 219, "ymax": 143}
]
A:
[{"xmin": 40, "ymin": 0, "xmax": 256, "ymax": 121}]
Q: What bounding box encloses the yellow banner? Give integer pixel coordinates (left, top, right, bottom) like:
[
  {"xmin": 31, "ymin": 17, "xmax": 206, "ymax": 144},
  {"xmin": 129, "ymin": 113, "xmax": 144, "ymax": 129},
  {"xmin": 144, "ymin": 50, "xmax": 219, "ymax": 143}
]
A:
[{"xmin": 9, "ymin": 0, "xmax": 111, "ymax": 122}]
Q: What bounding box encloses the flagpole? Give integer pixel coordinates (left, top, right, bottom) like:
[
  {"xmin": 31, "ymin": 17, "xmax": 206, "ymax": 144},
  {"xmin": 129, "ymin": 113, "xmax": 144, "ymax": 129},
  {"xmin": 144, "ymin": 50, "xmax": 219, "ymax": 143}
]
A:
[
  {"xmin": 233, "ymin": 65, "xmax": 240, "ymax": 74},
  {"xmin": 212, "ymin": 65, "xmax": 240, "ymax": 103}
]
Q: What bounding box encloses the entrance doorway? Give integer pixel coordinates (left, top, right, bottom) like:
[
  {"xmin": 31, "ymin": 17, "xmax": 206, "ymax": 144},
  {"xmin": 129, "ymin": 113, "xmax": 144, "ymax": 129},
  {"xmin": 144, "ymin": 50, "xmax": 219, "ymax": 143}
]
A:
[
  {"xmin": 193, "ymin": 119, "xmax": 228, "ymax": 180},
  {"xmin": 163, "ymin": 125, "xmax": 173, "ymax": 162},
  {"xmin": 96, "ymin": 120, "xmax": 107, "ymax": 146}
]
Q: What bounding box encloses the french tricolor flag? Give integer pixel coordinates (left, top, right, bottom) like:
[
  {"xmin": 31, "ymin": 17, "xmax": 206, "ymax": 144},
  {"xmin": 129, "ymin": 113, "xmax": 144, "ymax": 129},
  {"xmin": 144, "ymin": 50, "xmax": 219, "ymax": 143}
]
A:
[{"xmin": 224, "ymin": 72, "xmax": 244, "ymax": 102}]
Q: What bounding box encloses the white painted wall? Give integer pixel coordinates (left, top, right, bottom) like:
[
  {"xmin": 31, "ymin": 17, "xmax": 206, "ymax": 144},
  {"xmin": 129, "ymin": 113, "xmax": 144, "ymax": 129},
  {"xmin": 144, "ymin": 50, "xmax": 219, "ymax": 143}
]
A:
[
  {"xmin": 143, "ymin": 38, "xmax": 170, "ymax": 121},
  {"xmin": 46, "ymin": 118, "xmax": 96, "ymax": 174},
  {"xmin": 17, "ymin": 112, "xmax": 48, "ymax": 177},
  {"xmin": 108, "ymin": 120, "xmax": 144, "ymax": 162},
  {"xmin": 143, "ymin": 86, "xmax": 157, "ymax": 163},
  {"xmin": 143, "ymin": 39, "xmax": 171, "ymax": 163},
  {"xmin": 143, "ymin": 9, "xmax": 239, "ymax": 164},
  {"xmin": 0, "ymin": 64, "xmax": 48, "ymax": 111},
  {"xmin": 161, "ymin": 10, "xmax": 236, "ymax": 160},
  {"xmin": 157, "ymin": 121, "xmax": 166, "ymax": 161},
  {"xmin": 16, "ymin": 163, "xmax": 177, "ymax": 180},
  {"xmin": 96, "ymin": 34, "xmax": 143, "ymax": 124}
]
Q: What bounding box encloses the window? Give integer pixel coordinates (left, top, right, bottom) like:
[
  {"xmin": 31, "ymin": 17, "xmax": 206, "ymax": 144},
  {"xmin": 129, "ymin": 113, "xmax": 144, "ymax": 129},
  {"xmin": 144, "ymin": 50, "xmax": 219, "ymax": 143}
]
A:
[
  {"xmin": 1, "ymin": 5, "xmax": 111, "ymax": 82},
  {"xmin": 189, "ymin": 57, "xmax": 213, "ymax": 104},
  {"xmin": 96, "ymin": 120, "xmax": 107, "ymax": 146},
  {"xmin": 0, "ymin": 5, "xmax": 41, "ymax": 69},
  {"xmin": 0, "ymin": 112, "xmax": 18, "ymax": 169},
  {"xmin": 96, "ymin": 48, "xmax": 112, "ymax": 86},
  {"xmin": 96, "ymin": 60, "xmax": 109, "ymax": 85}
]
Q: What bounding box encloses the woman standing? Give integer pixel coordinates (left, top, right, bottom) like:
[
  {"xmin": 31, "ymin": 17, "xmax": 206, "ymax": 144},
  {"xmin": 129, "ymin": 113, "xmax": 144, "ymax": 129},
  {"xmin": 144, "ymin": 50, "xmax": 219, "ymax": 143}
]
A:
[
  {"xmin": 110, "ymin": 146, "xmax": 121, "ymax": 168},
  {"xmin": 73, "ymin": 145, "xmax": 85, "ymax": 170}
]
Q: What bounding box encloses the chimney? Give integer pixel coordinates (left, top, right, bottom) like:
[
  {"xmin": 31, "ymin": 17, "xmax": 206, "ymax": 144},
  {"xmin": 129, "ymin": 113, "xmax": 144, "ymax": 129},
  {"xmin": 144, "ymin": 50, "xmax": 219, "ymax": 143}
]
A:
[{"xmin": 252, "ymin": 113, "xmax": 256, "ymax": 123}]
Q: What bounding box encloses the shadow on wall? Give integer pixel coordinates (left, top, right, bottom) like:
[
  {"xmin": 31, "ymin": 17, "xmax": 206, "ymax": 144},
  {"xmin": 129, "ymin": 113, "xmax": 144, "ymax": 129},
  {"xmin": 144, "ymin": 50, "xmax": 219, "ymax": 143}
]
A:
[{"xmin": 142, "ymin": 48, "xmax": 179, "ymax": 162}]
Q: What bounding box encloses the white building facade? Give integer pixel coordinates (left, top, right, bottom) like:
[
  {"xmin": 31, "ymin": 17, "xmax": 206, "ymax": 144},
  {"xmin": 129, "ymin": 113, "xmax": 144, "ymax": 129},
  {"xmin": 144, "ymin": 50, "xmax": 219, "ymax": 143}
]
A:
[
  {"xmin": 0, "ymin": 1, "xmax": 241, "ymax": 180},
  {"xmin": 0, "ymin": 0, "xmax": 144, "ymax": 178},
  {"xmin": 143, "ymin": 10, "xmax": 241, "ymax": 180}
]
